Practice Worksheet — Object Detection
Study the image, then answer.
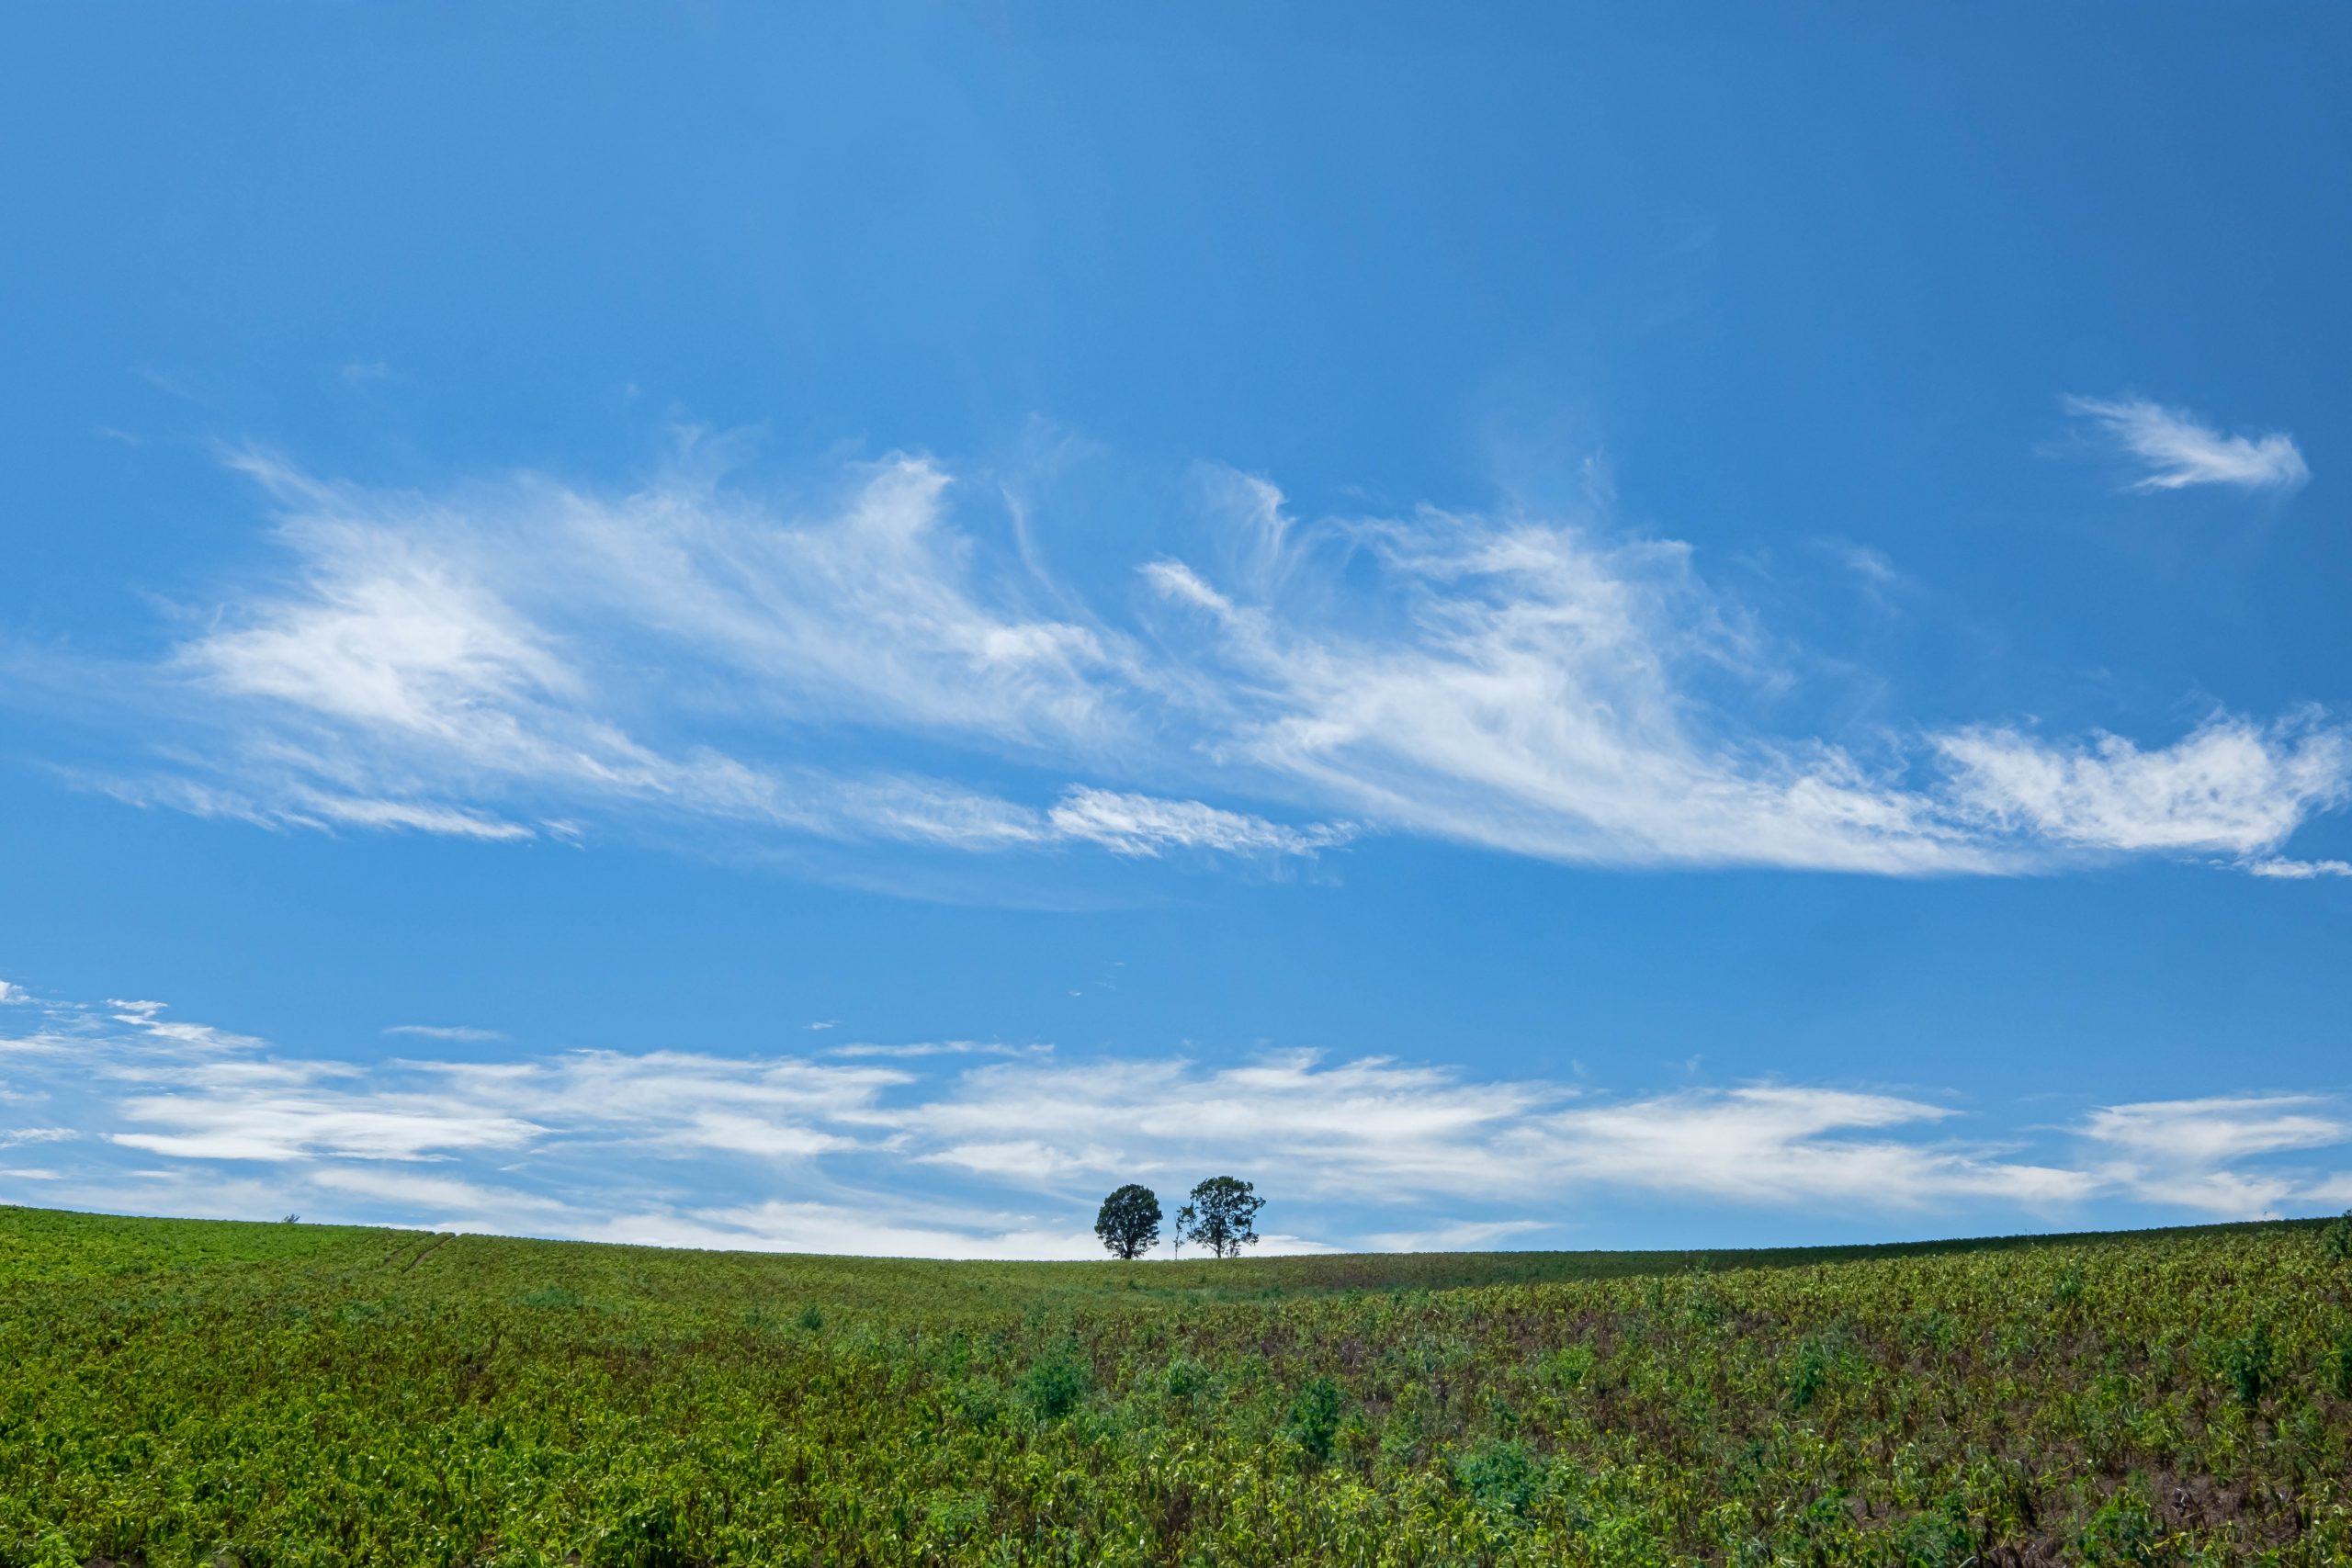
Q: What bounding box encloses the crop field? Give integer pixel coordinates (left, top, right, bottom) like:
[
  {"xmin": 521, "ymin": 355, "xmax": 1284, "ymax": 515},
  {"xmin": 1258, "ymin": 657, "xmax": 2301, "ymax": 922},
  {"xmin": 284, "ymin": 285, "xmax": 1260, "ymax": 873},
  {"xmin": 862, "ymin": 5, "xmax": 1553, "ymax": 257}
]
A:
[{"xmin": 3, "ymin": 1206, "xmax": 2349, "ymax": 1566}]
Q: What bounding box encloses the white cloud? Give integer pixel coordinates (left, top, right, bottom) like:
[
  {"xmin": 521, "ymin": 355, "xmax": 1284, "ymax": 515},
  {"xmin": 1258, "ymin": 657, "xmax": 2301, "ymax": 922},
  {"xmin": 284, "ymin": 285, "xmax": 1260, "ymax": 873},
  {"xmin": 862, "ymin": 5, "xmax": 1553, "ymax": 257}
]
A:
[
  {"xmin": 0, "ymin": 981, "xmax": 23, "ymax": 1004},
  {"xmin": 97, "ymin": 447, "xmax": 1334, "ymax": 866},
  {"xmin": 1363, "ymin": 1218, "xmax": 1553, "ymax": 1251},
  {"xmin": 383, "ymin": 1024, "xmax": 509, "ymax": 1042},
  {"xmin": 1937, "ymin": 715, "xmax": 2351, "ymax": 855},
  {"xmin": 1046, "ymin": 786, "xmax": 1351, "ymax": 858},
  {"xmin": 304, "ymin": 1164, "xmax": 570, "ymax": 1219},
  {"xmin": 1533, "ymin": 1088, "xmax": 2096, "ymax": 1208},
  {"xmin": 292, "ymin": 793, "xmax": 536, "ymax": 841},
  {"xmin": 2064, "ymin": 394, "xmax": 2310, "ymax": 493},
  {"xmin": 2307, "ymin": 1173, "xmax": 2352, "ymax": 1207},
  {"xmin": 826, "ymin": 1041, "xmax": 1047, "ymax": 1060},
  {"xmin": 15, "ymin": 441, "xmax": 2349, "ymax": 882},
  {"xmin": 1143, "ymin": 494, "xmax": 1994, "ymax": 874},
  {"xmin": 582, "ymin": 1199, "xmax": 1110, "ymax": 1260},
  {"xmin": 2080, "ymin": 1095, "xmax": 2348, "ymax": 1168},
  {"xmin": 7, "ymin": 982, "xmax": 2351, "ymax": 1251},
  {"xmin": 2246, "ymin": 856, "xmax": 2352, "ymax": 880},
  {"xmin": 2077, "ymin": 1096, "xmax": 2352, "ymax": 1218},
  {"xmin": 900, "ymin": 1051, "xmax": 1559, "ymax": 1198},
  {"xmin": 1829, "ymin": 542, "xmax": 1905, "ymax": 590},
  {"xmin": 109, "ymin": 1059, "xmax": 548, "ymax": 1163}
]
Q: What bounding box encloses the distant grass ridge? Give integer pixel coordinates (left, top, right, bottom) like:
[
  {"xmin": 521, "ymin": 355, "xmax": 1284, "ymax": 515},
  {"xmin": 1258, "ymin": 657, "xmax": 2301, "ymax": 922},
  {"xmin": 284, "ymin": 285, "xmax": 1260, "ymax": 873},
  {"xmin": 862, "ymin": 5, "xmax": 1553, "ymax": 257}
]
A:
[{"xmin": 2, "ymin": 1204, "xmax": 2347, "ymax": 1564}]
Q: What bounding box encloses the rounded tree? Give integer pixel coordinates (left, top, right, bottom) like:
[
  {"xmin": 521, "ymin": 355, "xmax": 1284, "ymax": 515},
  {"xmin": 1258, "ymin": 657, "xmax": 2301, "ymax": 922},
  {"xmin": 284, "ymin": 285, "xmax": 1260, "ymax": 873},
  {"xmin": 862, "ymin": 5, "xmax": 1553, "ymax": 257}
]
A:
[
  {"xmin": 1094, "ymin": 1183, "xmax": 1162, "ymax": 1260},
  {"xmin": 1182, "ymin": 1176, "xmax": 1264, "ymax": 1259}
]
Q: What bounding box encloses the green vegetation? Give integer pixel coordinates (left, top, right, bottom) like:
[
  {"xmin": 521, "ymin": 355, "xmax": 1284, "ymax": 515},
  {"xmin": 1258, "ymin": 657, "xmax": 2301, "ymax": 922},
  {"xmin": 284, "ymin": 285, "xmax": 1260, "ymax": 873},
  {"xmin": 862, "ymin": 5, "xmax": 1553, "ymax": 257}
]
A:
[{"xmin": 4, "ymin": 1204, "xmax": 2350, "ymax": 1565}]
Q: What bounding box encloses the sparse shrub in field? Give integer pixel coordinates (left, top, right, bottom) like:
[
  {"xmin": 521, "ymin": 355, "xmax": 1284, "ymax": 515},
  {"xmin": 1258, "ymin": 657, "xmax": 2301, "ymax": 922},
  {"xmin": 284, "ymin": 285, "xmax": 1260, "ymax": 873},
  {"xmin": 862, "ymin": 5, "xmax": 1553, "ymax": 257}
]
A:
[
  {"xmin": 921, "ymin": 1492, "xmax": 989, "ymax": 1546},
  {"xmin": 2220, "ymin": 1325, "xmax": 2274, "ymax": 1408},
  {"xmin": 1992, "ymin": 1320, "xmax": 2041, "ymax": 1364},
  {"xmin": 596, "ymin": 1492, "xmax": 695, "ymax": 1568},
  {"xmin": 519, "ymin": 1285, "xmax": 582, "ymax": 1310},
  {"xmin": 1893, "ymin": 1495, "xmax": 1975, "ymax": 1567},
  {"xmin": 2076, "ymin": 1489, "xmax": 2160, "ymax": 1566},
  {"xmin": 2052, "ymin": 1263, "xmax": 2087, "ymax": 1307},
  {"xmin": 1021, "ymin": 1350, "xmax": 1089, "ymax": 1420},
  {"xmin": 947, "ymin": 1378, "xmax": 1004, "ymax": 1429},
  {"xmin": 1454, "ymin": 1436, "xmax": 1540, "ymax": 1517},
  {"xmin": 2326, "ymin": 1323, "xmax": 2352, "ymax": 1400},
  {"xmin": 1540, "ymin": 1341, "xmax": 1597, "ymax": 1388},
  {"xmin": 1379, "ymin": 1379, "xmax": 1437, "ymax": 1467},
  {"xmin": 1162, "ymin": 1355, "xmax": 1206, "ymax": 1398},
  {"xmin": 797, "ymin": 1303, "xmax": 825, "ymax": 1331},
  {"xmin": 1902, "ymin": 1308, "xmax": 1957, "ymax": 1354},
  {"xmin": 7, "ymin": 1526, "xmax": 76, "ymax": 1568},
  {"xmin": 1679, "ymin": 1277, "xmax": 1726, "ymax": 1328},
  {"xmin": 2322, "ymin": 1210, "xmax": 2352, "ymax": 1262},
  {"xmin": 1288, "ymin": 1376, "xmax": 1344, "ymax": 1463},
  {"xmin": 1786, "ymin": 1334, "xmax": 1845, "ymax": 1411}
]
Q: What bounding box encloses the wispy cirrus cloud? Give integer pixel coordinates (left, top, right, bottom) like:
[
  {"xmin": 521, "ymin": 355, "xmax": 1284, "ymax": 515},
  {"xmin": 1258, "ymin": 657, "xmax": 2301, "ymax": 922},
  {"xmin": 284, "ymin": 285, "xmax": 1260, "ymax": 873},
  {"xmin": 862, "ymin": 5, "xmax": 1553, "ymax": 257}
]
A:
[
  {"xmin": 11, "ymin": 437, "xmax": 2346, "ymax": 882},
  {"xmin": 383, "ymin": 1024, "xmax": 508, "ymax": 1042},
  {"xmin": 37, "ymin": 446, "xmax": 1328, "ymax": 872},
  {"xmin": 4, "ymin": 984, "xmax": 2346, "ymax": 1255},
  {"xmin": 2064, "ymin": 394, "xmax": 2310, "ymax": 494},
  {"xmin": 1936, "ymin": 714, "xmax": 2352, "ymax": 856},
  {"xmin": 2077, "ymin": 1096, "xmax": 2351, "ymax": 1217},
  {"xmin": 2245, "ymin": 856, "xmax": 2352, "ymax": 880},
  {"xmin": 1135, "ymin": 513, "xmax": 1988, "ymax": 874},
  {"xmin": 823, "ymin": 1041, "xmax": 1049, "ymax": 1060},
  {"xmin": 1046, "ymin": 787, "xmax": 1352, "ymax": 858}
]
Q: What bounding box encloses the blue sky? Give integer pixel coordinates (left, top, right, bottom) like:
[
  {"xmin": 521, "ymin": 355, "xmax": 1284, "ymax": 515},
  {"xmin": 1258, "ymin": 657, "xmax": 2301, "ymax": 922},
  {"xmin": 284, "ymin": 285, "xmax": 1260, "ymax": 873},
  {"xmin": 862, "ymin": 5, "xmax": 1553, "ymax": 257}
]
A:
[{"xmin": 4, "ymin": 4, "xmax": 2350, "ymax": 1257}]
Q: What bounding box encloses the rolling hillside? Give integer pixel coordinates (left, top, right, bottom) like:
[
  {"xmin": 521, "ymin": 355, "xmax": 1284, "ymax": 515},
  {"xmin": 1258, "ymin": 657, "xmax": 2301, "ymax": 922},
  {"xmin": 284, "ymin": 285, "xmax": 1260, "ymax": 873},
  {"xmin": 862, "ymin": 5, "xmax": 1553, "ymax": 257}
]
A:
[{"xmin": 3, "ymin": 1204, "xmax": 2347, "ymax": 1564}]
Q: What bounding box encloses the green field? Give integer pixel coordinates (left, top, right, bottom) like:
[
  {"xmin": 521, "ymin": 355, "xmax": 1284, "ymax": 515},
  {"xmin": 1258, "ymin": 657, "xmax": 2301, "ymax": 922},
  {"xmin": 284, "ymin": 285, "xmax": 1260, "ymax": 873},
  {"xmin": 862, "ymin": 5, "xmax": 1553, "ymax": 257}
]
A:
[{"xmin": 3, "ymin": 1205, "xmax": 2349, "ymax": 1566}]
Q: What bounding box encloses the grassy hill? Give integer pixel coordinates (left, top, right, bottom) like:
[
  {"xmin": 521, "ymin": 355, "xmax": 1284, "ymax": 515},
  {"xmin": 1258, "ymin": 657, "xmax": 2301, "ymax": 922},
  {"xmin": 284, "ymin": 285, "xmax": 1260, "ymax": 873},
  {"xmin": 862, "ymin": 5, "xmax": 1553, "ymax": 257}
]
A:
[{"xmin": 2, "ymin": 1205, "xmax": 2347, "ymax": 1566}]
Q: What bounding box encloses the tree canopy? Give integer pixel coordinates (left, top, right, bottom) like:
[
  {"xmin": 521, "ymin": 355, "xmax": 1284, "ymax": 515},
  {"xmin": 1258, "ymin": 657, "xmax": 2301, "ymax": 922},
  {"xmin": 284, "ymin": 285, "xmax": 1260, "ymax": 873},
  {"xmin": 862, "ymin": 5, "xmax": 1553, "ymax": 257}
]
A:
[
  {"xmin": 1180, "ymin": 1176, "xmax": 1263, "ymax": 1259},
  {"xmin": 1093, "ymin": 1183, "xmax": 1161, "ymax": 1260}
]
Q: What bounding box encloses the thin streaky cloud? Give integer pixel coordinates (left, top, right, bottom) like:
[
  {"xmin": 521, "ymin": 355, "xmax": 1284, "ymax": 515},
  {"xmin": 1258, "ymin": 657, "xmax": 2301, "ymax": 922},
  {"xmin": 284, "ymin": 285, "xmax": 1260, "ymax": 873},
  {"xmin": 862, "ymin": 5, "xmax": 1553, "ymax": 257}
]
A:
[
  {"xmin": 2064, "ymin": 394, "xmax": 2310, "ymax": 494},
  {"xmin": 2245, "ymin": 856, "xmax": 2352, "ymax": 880},
  {"xmin": 825, "ymin": 1041, "xmax": 1050, "ymax": 1060},
  {"xmin": 10, "ymin": 441, "xmax": 2348, "ymax": 883},
  {"xmin": 383, "ymin": 1024, "xmax": 509, "ymax": 1042},
  {"xmin": 2076, "ymin": 1095, "xmax": 2352, "ymax": 1217}
]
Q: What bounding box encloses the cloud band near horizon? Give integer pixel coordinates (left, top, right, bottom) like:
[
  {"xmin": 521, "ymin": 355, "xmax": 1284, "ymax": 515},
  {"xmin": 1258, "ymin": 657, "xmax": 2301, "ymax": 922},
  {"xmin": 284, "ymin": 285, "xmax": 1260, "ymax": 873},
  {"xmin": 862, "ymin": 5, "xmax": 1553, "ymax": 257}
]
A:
[{"xmin": 2, "ymin": 982, "xmax": 2346, "ymax": 1258}]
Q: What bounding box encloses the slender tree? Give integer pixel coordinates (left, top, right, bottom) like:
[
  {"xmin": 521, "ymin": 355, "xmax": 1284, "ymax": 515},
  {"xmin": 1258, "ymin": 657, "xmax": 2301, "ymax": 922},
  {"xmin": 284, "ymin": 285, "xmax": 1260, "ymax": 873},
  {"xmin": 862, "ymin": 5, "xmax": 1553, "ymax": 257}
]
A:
[
  {"xmin": 1093, "ymin": 1183, "xmax": 1162, "ymax": 1260},
  {"xmin": 1181, "ymin": 1176, "xmax": 1264, "ymax": 1259},
  {"xmin": 1171, "ymin": 1202, "xmax": 1195, "ymax": 1260}
]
